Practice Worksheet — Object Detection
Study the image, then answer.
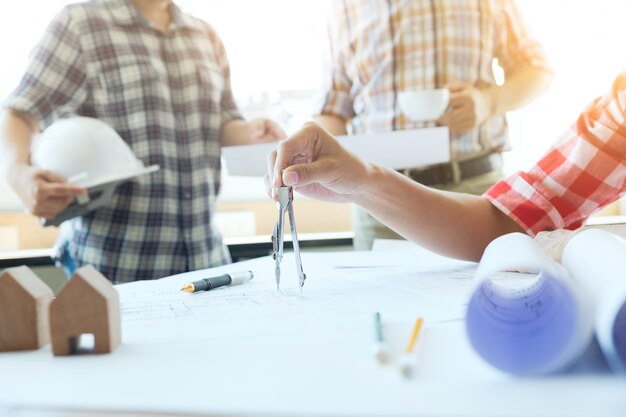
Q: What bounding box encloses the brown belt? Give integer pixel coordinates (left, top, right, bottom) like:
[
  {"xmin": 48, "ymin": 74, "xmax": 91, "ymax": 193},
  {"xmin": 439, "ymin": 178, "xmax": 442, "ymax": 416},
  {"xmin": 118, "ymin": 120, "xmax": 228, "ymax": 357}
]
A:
[{"xmin": 401, "ymin": 153, "xmax": 502, "ymax": 186}]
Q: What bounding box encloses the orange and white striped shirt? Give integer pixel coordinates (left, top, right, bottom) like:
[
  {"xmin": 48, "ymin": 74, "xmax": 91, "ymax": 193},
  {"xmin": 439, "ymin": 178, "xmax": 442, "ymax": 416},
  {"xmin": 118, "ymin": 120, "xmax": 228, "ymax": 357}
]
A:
[{"xmin": 317, "ymin": 0, "xmax": 551, "ymax": 160}]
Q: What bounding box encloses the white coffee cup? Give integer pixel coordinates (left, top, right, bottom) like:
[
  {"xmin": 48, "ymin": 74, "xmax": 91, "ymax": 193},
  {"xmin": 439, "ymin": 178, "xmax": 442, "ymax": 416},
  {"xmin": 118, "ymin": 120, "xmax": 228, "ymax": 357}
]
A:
[{"xmin": 398, "ymin": 88, "xmax": 450, "ymax": 122}]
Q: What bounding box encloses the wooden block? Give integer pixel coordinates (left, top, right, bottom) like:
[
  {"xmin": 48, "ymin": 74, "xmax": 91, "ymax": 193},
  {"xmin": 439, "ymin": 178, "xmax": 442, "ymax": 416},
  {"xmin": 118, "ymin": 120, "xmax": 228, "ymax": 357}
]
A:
[
  {"xmin": 0, "ymin": 266, "xmax": 54, "ymax": 351},
  {"xmin": 49, "ymin": 265, "xmax": 121, "ymax": 356}
]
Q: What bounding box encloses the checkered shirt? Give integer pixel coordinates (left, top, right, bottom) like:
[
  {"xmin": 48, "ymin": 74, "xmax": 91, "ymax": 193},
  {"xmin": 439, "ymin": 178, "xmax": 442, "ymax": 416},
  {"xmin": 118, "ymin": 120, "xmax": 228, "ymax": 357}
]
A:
[
  {"xmin": 317, "ymin": 0, "xmax": 551, "ymax": 160},
  {"xmin": 2, "ymin": 0, "xmax": 243, "ymax": 283},
  {"xmin": 486, "ymin": 72, "xmax": 626, "ymax": 236}
]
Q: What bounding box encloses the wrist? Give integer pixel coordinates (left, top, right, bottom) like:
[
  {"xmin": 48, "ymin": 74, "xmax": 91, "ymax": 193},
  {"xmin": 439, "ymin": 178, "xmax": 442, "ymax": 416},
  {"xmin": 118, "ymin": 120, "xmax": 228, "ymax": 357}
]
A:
[
  {"xmin": 220, "ymin": 119, "xmax": 248, "ymax": 146},
  {"xmin": 352, "ymin": 163, "xmax": 386, "ymax": 206},
  {"xmin": 482, "ymin": 86, "xmax": 500, "ymax": 117},
  {"xmin": 5, "ymin": 162, "xmax": 32, "ymax": 188}
]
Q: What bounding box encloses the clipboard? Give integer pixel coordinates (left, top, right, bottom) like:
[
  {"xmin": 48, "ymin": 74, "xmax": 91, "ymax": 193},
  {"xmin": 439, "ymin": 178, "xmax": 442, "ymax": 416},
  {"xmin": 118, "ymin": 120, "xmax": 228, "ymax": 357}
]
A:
[{"xmin": 42, "ymin": 165, "xmax": 159, "ymax": 227}]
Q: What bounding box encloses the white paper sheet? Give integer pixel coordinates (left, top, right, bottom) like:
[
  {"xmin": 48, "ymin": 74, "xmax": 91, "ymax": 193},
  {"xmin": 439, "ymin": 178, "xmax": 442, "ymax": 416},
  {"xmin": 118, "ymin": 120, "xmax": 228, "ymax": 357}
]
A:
[
  {"xmin": 0, "ymin": 248, "xmax": 624, "ymax": 417},
  {"xmin": 222, "ymin": 127, "xmax": 450, "ymax": 177},
  {"xmin": 118, "ymin": 250, "xmax": 472, "ymax": 347}
]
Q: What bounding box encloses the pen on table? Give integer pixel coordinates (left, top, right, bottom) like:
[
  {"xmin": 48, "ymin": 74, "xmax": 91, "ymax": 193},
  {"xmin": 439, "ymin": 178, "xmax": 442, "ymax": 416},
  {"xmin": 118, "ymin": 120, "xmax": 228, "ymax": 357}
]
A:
[
  {"xmin": 180, "ymin": 270, "xmax": 253, "ymax": 293},
  {"xmin": 399, "ymin": 317, "xmax": 424, "ymax": 378},
  {"xmin": 372, "ymin": 312, "xmax": 390, "ymax": 364}
]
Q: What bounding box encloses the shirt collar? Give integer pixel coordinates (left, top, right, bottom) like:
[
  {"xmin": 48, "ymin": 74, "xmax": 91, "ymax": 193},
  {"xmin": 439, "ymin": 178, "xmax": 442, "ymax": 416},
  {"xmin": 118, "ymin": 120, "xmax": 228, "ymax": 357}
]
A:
[
  {"xmin": 106, "ymin": 0, "xmax": 143, "ymax": 27},
  {"xmin": 170, "ymin": 3, "xmax": 206, "ymax": 33},
  {"xmin": 106, "ymin": 0, "xmax": 204, "ymax": 34}
]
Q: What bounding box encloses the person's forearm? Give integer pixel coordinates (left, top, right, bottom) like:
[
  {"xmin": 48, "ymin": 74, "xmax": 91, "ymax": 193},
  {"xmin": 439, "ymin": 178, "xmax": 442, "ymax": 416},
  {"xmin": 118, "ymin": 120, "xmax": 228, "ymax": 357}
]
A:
[
  {"xmin": 484, "ymin": 66, "xmax": 553, "ymax": 116},
  {"xmin": 0, "ymin": 110, "xmax": 37, "ymax": 179},
  {"xmin": 353, "ymin": 166, "xmax": 525, "ymax": 261},
  {"xmin": 314, "ymin": 114, "xmax": 348, "ymax": 136}
]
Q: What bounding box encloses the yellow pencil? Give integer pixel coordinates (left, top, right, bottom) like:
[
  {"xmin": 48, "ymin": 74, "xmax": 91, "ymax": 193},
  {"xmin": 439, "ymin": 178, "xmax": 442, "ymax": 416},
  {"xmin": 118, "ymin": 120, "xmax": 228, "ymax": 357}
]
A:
[{"xmin": 400, "ymin": 317, "xmax": 424, "ymax": 377}]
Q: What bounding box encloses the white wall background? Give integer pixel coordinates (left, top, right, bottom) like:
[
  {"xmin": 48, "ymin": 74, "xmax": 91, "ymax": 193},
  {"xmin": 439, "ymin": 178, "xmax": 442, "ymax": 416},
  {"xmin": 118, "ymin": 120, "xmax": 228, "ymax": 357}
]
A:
[{"xmin": 2, "ymin": 0, "xmax": 626, "ymax": 210}]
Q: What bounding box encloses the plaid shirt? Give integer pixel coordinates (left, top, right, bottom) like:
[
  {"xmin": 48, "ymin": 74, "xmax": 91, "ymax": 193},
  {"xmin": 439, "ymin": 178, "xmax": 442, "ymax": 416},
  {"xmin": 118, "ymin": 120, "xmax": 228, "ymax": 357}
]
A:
[
  {"xmin": 486, "ymin": 72, "xmax": 626, "ymax": 236},
  {"xmin": 3, "ymin": 0, "xmax": 242, "ymax": 283},
  {"xmin": 318, "ymin": 0, "xmax": 550, "ymax": 160}
]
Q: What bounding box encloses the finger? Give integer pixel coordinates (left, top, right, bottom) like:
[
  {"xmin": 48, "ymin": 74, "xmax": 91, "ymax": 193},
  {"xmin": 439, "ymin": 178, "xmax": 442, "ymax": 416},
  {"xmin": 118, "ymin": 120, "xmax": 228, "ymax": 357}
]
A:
[
  {"xmin": 445, "ymin": 82, "xmax": 469, "ymax": 93},
  {"xmin": 266, "ymin": 148, "xmax": 279, "ymax": 199},
  {"xmin": 263, "ymin": 174, "xmax": 272, "ymax": 199},
  {"xmin": 437, "ymin": 112, "xmax": 451, "ymax": 126},
  {"xmin": 272, "ymin": 124, "xmax": 321, "ymax": 188},
  {"xmin": 37, "ymin": 170, "xmax": 68, "ymax": 184},
  {"xmin": 266, "ymin": 148, "xmax": 277, "ymax": 181},
  {"xmin": 33, "ymin": 196, "xmax": 74, "ymax": 219},
  {"xmin": 438, "ymin": 110, "xmax": 465, "ymax": 126},
  {"xmin": 35, "ymin": 182, "xmax": 87, "ymax": 199},
  {"xmin": 446, "ymin": 93, "xmax": 469, "ymax": 109},
  {"xmin": 444, "ymin": 107, "xmax": 472, "ymax": 122},
  {"xmin": 438, "ymin": 110, "xmax": 472, "ymax": 131},
  {"xmin": 283, "ymin": 159, "xmax": 335, "ymax": 188},
  {"xmin": 47, "ymin": 195, "xmax": 75, "ymax": 212},
  {"xmin": 282, "ymin": 168, "xmax": 299, "ymax": 187},
  {"xmin": 453, "ymin": 110, "xmax": 475, "ymax": 126},
  {"xmin": 448, "ymin": 117, "xmax": 474, "ymax": 134},
  {"xmin": 37, "ymin": 170, "xmax": 86, "ymax": 191},
  {"xmin": 34, "ymin": 170, "xmax": 87, "ymax": 197}
]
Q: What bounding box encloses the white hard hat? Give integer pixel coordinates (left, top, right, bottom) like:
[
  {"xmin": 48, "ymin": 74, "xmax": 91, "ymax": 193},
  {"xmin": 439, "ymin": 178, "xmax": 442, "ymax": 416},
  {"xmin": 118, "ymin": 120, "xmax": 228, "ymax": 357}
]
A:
[{"xmin": 31, "ymin": 117, "xmax": 158, "ymax": 188}]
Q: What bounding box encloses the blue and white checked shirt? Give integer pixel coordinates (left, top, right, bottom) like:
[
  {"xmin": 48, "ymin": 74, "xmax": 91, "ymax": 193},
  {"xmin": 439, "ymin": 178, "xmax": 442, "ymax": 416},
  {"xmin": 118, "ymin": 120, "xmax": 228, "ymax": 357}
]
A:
[{"xmin": 3, "ymin": 0, "xmax": 242, "ymax": 283}]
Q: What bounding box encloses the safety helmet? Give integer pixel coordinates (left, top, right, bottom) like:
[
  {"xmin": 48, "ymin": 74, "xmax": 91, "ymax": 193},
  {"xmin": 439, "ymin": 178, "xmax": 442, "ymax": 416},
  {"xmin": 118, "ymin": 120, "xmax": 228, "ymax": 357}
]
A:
[
  {"xmin": 31, "ymin": 117, "xmax": 159, "ymax": 226},
  {"xmin": 31, "ymin": 117, "xmax": 158, "ymax": 188}
]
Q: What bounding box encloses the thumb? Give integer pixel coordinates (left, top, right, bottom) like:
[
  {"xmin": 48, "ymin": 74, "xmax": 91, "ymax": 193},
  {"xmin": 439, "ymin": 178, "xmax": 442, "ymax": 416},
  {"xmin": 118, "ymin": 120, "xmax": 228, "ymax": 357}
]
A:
[
  {"xmin": 445, "ymin": 81, "xmax": 469, "ymax": 93},
  {"xmin": 37, "ymin": 170, "xmax": 67, "ymax": 184},
  {"xmin": 283, "ymin": 160, "xmax": 333, "ymax": 187}
]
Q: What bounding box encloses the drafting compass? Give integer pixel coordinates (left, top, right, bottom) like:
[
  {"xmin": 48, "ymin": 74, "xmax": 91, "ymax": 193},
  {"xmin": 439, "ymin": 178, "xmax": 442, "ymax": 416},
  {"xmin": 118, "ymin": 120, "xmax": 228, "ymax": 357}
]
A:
[{"xmin": 271, "ymin": 186, "xmax": 307, "ymax": 293}]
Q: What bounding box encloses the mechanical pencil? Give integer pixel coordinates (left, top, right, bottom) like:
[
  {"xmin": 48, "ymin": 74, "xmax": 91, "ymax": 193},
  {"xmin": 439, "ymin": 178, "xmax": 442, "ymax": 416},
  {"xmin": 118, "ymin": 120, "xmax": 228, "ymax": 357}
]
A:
[{"xmin": 181, "ymin": 270, "xmax": 253, "ymax": 293}]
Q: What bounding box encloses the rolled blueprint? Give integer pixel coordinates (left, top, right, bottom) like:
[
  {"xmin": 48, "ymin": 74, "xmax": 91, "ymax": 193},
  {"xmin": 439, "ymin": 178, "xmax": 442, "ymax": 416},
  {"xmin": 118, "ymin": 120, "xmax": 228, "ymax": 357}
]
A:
[
  {"xmin": 466, "ymin": 233, "xmax": 595, "ymax": 375},
  {"xmin": 562, "ymin": 228, "xmax": 626, "ymax": 373}
]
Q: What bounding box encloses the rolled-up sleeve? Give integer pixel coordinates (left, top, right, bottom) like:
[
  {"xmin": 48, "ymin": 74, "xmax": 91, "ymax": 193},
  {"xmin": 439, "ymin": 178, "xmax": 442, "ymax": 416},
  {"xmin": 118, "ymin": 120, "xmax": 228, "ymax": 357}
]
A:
[
  {"xmin": 2, "ymin": 7, "xmax": 88, "ymax": 129},
  {"xmin": 315, "ymin": 2, "xmax": 355, "ymax": 120},
  {"xmin": 494, "ymin": 0, "xmax": 553, "ymax": 75},
  {"xmin": 207, "ymin": 26, "xmax": 243, "ymax": 124},
  {"xmin": 485, "ymin": 72, "xmax": 626, "ymax": 235}
]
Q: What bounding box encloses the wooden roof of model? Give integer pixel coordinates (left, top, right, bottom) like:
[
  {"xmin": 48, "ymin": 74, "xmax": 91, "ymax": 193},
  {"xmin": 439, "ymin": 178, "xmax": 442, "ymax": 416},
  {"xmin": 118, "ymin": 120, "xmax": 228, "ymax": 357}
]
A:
[
  {"xmin": 49, "ymin": 265, "xmax": 121, "ymax": 356},
  {"xmin": 0, "ymin": 266, "xmax": 53, "ymax": 351}
]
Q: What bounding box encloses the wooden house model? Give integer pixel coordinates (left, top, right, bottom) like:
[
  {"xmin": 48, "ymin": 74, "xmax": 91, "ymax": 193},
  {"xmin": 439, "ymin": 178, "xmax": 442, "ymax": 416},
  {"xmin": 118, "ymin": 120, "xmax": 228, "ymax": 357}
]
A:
[
  {"xmin": 49, "ymin": 265, "xmax": 121, "ymax": 356},
  {"xmin": 0, "ymin": 266, "xmax": 54, "ymax": 351}
]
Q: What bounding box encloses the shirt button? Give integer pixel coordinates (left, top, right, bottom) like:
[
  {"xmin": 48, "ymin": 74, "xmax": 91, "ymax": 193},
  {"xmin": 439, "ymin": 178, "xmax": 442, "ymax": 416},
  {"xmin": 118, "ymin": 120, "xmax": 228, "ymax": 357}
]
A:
[{"xmin": 184, "ymin": 192, "xmax": 191, "ymax": 199}]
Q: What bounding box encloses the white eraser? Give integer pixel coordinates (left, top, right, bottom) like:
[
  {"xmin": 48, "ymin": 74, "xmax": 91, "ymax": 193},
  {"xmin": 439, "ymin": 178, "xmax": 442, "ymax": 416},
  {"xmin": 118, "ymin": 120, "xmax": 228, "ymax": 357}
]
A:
[
  {"xmin": 399, "ymin": 354, "xmax": 414, "ymax": 378},
  {"xmin": 372, "ymin": 344, "xmax": 390, "ymax": 364}
]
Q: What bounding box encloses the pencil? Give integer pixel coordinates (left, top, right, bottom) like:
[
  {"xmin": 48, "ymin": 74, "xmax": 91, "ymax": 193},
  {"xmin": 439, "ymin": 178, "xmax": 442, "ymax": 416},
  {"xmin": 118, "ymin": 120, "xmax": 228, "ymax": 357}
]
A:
[
  {"xmin": 372, "ymin": 312, "xmax": 390, "ymax": 364},
  {"xmin": 400, "ymin": 317, "xmax": 424, "ymax": 377}
]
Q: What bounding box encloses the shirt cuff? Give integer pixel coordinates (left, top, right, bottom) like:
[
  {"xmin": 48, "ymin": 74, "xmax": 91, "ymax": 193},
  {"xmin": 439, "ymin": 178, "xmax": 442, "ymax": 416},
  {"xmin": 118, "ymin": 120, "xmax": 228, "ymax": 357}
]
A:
[
  {"xmin": 221, "ymin": 108, "xmax": 244, "ymax": 125},
  {"xmin": 501, "ymin": 45, "xmax": 554, "ymax": 76},
  {"xmin": 483, "ymin": 174, "xmax": 572, "ymax": 237},
  {"xmin": 315, "ymin": 90, "xmax": 354, "ymax": 120},
  {"xmin": 1, "ymin": 94, "xmax": 59, "ymax": 130}
]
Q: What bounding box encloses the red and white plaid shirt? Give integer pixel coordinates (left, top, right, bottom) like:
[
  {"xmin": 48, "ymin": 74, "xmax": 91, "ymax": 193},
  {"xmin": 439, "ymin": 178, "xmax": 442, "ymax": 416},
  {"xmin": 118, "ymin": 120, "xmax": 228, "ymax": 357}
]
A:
[
  {"xmin": 486, "ymin": 72, "xmax": 626, "ymax": 236},
  {"xmin": 317, "ymin": 0, "xmax": 551, "ymax": 160}
]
